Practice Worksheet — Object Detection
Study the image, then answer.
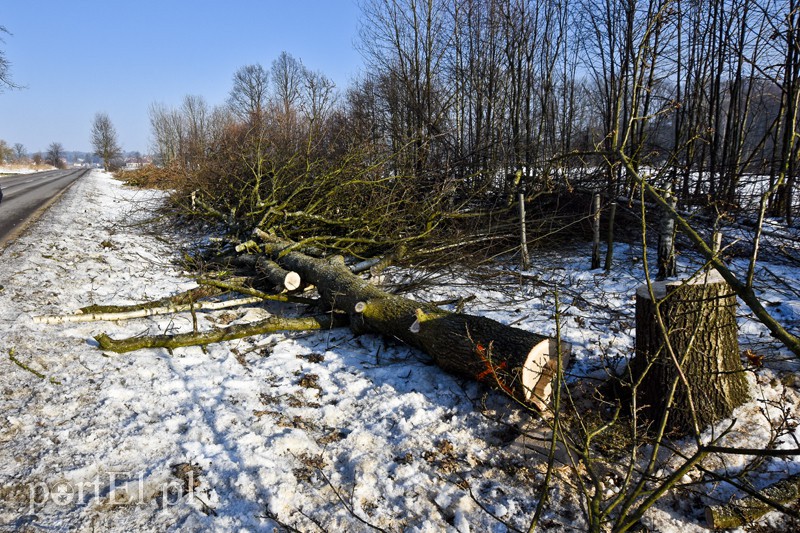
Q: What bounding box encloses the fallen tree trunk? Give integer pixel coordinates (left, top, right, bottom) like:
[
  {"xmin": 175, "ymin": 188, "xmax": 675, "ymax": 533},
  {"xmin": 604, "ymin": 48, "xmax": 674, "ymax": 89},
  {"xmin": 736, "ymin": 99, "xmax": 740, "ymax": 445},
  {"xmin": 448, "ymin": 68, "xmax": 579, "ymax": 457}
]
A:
[
  {"xmin": 705, "ymin": 473, "xmax": 800, "ymax": 529},
  {"xmin": 258, "ymin": 232, "xmax": 569, "ymax": 409},
  {"xmin": 92, "ymin": 235, "xmax": 568, "ymax": 409}
]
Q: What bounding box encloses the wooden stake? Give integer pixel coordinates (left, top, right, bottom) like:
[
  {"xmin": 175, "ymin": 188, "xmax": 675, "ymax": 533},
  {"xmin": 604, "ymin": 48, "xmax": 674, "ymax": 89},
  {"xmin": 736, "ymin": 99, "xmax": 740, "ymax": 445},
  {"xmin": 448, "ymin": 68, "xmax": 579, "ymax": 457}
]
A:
[
  {"xmin": 591, "ymin": 193, "xmax": 601, "ymax": 269},
  {"xmin": 604, "ymin": 201, "xmax": 617, "ymax": 271}
]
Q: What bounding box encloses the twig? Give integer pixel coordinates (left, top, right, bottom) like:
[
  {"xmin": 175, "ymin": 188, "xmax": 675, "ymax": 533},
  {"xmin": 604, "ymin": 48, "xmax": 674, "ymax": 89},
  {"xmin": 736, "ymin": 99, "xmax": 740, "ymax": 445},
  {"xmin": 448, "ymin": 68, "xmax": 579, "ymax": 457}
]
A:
[
  {"xmin": 458, "ymin": 476, "xmax": 524, "ymax": 533},
  {"xmin": 8, "ymin": 349, "xmax": 45, "ymax": 378},
  {"xmin": 314, "ymin": 466, "xmax": 388, "ymax": 533},
  {"xmin": 8, "ymin": 349, "xmax": 60, "ymax": 384}
]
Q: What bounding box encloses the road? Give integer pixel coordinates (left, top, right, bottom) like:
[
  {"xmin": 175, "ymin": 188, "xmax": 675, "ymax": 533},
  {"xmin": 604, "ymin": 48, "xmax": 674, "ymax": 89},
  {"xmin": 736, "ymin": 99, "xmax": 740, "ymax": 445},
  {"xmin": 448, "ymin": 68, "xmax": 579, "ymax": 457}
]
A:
[{"xmin": 0, "ymin": 169, "xmax": 88, "ymax": 246}]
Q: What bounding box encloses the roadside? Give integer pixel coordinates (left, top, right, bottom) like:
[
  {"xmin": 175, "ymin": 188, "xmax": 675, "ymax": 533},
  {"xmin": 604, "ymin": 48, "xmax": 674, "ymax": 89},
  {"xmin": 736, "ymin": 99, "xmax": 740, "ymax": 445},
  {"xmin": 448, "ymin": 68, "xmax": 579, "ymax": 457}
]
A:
[
  {"xmin": 0, "ymin": 171, "xmax": 542, "ymax": 531},
  {"xmin": 0, "ymin": 171, "xmax": 798, "ymax": 532},
  {"xmin": 0, "ymin": 163, "xmax": 57, "ymax": 175},
  {"xmin": 0, "ymin": 171, "xmax": 204, "ymax": 530},
  {"xmin": 0, "ymin": 169, "xmax": 89, "ymax": 248}
]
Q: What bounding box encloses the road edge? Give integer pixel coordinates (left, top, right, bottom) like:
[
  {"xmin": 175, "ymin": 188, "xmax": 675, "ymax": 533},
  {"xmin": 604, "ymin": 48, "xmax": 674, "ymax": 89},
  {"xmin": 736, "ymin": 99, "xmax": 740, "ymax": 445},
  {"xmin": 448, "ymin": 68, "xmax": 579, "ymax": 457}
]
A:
[{"xmin": 0, "ymin": 170, "xmax": 88, "ymax": 251}]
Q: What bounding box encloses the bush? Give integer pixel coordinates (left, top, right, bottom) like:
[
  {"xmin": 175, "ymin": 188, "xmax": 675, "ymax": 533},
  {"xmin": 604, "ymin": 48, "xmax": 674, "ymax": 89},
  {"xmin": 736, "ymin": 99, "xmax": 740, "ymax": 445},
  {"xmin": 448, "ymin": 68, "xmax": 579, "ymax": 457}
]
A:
[{"xmin": 115, "ymin": 164, "xmax": 186, "ymax": 190}]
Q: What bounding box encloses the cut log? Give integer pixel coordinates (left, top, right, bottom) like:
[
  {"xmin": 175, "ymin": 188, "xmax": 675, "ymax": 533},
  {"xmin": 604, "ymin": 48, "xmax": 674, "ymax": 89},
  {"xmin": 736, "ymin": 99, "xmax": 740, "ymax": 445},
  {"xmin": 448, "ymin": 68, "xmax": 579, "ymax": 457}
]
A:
[
  {"xmin": 630, "ymin": 269, "xmax": 749, "ymax": 435},
  {"xmin": 257, "ymin": 232, "xmax": 569, "ymax": 409},
  {"xmin": 705, "ymin": 473, "xmax": 800, "ymax": 529},
  {"xmin": 255, "ymin": 258, "xmax": 302, "ymax": 292},
  {"xmin": 230, "ymin": 254, "xmax": 302, "ymax": 292}
]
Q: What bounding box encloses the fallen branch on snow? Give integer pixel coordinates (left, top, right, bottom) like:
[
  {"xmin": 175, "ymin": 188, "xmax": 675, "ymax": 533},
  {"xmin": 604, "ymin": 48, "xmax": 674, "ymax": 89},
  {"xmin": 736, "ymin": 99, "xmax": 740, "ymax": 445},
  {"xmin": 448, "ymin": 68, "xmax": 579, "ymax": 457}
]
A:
[
  {"xmin": 94, "ymin": 313, "xmax": 348, "ymax": 353},
  {"xmin": 705, "ymin": 473, "xmax": 800, "ymax": 529},
  {"xmin": 33, "ymin": 296, "xmax": 263, "ymax": 324}
]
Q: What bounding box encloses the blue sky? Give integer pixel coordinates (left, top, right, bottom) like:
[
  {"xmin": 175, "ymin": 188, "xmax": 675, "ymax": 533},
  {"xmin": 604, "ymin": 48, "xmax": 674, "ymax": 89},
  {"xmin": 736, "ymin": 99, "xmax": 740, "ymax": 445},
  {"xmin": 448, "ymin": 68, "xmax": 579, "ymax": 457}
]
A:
[{"xmin": 0, "ymin": 1, "xmax": 364, "ymax": 154}]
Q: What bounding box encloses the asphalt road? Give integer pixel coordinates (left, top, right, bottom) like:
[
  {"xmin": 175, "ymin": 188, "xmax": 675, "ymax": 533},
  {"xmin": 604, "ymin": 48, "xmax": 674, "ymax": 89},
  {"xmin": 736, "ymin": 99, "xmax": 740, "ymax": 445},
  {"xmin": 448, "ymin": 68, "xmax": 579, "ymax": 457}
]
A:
[{"xmin": 0, "ymin": 169, "xmax": 88, "ymax": 247}]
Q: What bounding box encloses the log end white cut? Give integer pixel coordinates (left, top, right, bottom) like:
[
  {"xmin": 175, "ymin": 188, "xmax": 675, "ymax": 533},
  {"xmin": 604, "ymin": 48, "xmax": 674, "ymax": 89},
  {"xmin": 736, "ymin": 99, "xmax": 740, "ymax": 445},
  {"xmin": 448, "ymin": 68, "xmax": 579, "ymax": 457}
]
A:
[
  {"xmin": 521, "ymin": 339, "xmax": 571, "ymax": 410},
  {"xmin": 284, "ymin": 271, "xmax": 302, "ymax": 291},
  {"xmin": 636, "ymin": 268, "xmax": 725, "ymax": 300}
]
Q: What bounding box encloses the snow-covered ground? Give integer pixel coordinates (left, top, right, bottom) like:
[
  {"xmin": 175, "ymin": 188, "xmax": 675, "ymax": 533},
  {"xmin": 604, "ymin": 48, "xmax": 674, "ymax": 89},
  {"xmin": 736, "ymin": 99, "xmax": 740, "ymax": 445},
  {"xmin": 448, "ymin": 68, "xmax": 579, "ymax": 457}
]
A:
[
  {"xmin": 0, "ymin": 164, "xmax": 55, "ymax": 175},
  {"xmin": 1, "ymin": 171, "xmax": 799, "ymax": 532}
]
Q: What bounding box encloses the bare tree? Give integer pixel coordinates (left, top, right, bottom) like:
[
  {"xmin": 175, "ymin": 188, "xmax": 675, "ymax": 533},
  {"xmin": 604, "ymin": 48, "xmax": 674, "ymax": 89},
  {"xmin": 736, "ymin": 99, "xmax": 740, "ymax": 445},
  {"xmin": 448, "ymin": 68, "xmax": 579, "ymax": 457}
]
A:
[
  {"xmin": 149, "ymin": 102, "xmax": 180, "ymax": 166},
  {"xmin": 0, "ymin": 25, "xmax": 19, "ymax": 92},
  {"xmin": 359, "ymin": 0, "xmax": 452, "ymax": 179},
  {"xmin": 207, "ymin": 104, "xmax": 236, "ymax": 143},
  {"xmin": 271, "ymin": 51, "xmax": 305, "ymax": 117},
  {"xmin": 0, "ymin": 139, "xmax": 13, "ymax": 163},
  {"xmin": 13, "ymin": 142, "xmax": 25, "ymax": 161},
  {"xmin": 300, "ymin": 68, "xmax": 336, "ymax": 127},
  {"xmin": 91, "ymin": 112, "xmax": 122, "ymax": 171},
  {"xmin": 181, "ymin": 94, "xmax": 210, "ymax": 169},
  {"xmin": 228, "ymin": 63, "xmax": 269, "ymax": 126},
  {"xmin": 767, "ymin": 0, "xmax": 800, "ymax": 225},
  {"xmin": 46, "ymin": 142, "xmax": 65, "ymax": 169}
]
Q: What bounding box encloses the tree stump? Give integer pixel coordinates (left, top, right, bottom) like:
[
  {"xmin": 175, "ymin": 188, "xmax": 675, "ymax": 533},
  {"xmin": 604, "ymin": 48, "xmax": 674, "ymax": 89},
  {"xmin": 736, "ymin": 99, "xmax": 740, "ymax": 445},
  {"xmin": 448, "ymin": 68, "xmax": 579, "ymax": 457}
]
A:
[{"xmin": 631, "ymin": 269, "xmax": 749, "ymax": 435}]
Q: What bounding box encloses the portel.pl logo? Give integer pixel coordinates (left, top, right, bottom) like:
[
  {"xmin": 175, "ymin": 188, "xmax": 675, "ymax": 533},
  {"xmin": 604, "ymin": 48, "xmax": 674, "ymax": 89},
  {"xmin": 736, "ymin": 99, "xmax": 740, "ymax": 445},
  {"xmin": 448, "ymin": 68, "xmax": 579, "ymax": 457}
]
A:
[{"xmin": 26, "ymin": 470, "xmax": 195, "ymax": 512}]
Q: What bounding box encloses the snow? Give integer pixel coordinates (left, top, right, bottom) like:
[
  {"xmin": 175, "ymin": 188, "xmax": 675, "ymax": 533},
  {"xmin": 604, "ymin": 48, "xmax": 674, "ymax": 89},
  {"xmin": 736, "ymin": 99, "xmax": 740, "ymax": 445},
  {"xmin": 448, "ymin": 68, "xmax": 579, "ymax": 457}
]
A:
[
  {"xmin": 1, "ymin": 170, "xmax": 799, "ymax": 531},
  {"xmin": 0, "ymin": 165, "xmax": 54, "ymax": 175}
]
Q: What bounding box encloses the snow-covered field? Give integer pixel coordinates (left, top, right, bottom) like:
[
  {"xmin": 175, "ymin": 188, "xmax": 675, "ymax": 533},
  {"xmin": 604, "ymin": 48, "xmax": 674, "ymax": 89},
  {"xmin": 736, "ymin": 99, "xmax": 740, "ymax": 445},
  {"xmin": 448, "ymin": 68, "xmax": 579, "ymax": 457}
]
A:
[
  {"xmin": 1, "ymin": 171, "xmax": 799, "ymax": 532},
  {"xmin": 0, "ymin": 164, "xmax": 55, "ymax": 175}
]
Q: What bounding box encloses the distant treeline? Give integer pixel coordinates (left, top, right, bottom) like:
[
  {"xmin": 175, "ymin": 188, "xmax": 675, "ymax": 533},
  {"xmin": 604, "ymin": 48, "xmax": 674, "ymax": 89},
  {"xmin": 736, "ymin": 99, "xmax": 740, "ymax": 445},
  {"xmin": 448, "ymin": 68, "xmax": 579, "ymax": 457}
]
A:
[{"xmin": 148, "ymin": 0, "xmax": 800, "ymax": 242}]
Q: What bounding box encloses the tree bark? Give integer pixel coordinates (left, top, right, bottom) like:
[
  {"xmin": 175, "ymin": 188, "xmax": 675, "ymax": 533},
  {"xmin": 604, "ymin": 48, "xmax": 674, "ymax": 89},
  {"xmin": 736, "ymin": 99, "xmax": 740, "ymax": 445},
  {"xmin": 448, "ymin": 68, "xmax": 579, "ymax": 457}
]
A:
[
  {"xmin": 258, "ymin": 232, "xmax": 568, "ymax": 409},
  {"xmin": 631, "ymin": 269, "xmax": 749, "ymax": 435}
]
